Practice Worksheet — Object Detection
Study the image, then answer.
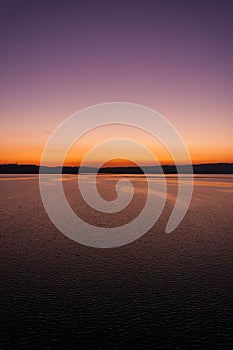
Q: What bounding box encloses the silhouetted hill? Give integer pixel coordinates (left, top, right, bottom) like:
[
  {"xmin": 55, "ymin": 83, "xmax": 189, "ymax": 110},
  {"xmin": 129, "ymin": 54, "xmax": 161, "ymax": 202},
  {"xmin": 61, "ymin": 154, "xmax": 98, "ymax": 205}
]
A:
[{"xmin": 0, "ymin": 163, "xmax": 233, "ymax": 174}]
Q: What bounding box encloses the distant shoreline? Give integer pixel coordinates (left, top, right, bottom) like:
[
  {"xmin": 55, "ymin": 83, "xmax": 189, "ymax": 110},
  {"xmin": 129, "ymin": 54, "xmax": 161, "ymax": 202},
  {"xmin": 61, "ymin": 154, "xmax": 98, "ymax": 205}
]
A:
[{"xmin": 0, "ymin": 163, "xmax": 232, "ymax": 174}]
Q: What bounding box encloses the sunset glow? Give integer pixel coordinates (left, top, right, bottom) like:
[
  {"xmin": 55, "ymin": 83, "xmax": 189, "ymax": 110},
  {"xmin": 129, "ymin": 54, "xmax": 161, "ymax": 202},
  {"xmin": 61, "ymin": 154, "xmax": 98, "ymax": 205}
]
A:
[{"xmin": 0, "ymin": 1, "xmax": 232, "ymax": 166}]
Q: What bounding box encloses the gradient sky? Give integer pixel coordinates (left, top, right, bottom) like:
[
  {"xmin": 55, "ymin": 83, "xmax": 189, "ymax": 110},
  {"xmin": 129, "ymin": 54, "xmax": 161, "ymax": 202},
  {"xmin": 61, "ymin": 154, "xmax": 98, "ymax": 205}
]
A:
[{"xmin": 1, "ymin": 0, "xmax": 232, "ymax": 166}]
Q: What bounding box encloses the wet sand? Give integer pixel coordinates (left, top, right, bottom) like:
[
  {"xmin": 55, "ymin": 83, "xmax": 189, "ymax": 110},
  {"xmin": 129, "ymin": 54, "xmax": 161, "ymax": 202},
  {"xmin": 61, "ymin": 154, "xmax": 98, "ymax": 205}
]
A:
[{"xmin": 0, "ymin": 175, "xmax": 232, "ymax": 349}]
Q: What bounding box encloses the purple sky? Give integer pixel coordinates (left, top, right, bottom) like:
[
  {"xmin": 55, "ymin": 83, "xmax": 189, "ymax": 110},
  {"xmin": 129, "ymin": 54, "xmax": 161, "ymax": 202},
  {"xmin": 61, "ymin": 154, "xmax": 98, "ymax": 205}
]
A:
[{"xmin": 1, "ymin": 0, "xmax": 232, "ymax": 164}]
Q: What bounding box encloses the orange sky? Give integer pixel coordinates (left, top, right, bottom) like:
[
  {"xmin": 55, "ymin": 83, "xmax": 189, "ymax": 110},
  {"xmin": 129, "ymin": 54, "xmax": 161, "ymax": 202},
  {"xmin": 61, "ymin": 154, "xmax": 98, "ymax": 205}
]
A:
[
  {"xmin": 1, "ymin": 121, "xmax": 232, "ymax": 166},
  {"xmin": 1, "ymin": 2, "xmax": 232, "ymax": 166}
]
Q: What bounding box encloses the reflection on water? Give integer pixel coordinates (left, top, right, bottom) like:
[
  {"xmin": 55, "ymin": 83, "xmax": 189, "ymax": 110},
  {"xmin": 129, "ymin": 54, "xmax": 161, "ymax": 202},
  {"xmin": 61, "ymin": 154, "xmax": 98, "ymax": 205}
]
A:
[
  {"xmin": 0, "ymin": 175, "xmax": 39, "ymax": 181},
  {"xmin": 0, "ymin": 174, "xmax": 232, "ymax": 349}
]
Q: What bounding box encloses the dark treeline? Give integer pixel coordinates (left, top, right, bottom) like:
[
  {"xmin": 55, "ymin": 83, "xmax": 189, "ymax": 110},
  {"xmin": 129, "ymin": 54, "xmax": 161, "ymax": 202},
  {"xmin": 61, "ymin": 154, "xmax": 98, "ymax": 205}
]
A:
[{"xmin": 0, "ymin": 163, "xmax": 233, "ymax": 174}]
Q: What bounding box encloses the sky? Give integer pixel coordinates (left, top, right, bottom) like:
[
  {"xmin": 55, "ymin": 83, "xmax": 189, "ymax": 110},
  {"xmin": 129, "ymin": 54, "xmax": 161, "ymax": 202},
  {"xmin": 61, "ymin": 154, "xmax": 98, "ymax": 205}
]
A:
[{"xmin": 1, "ymin": 0, "xmax": 232, "ymax": 166}]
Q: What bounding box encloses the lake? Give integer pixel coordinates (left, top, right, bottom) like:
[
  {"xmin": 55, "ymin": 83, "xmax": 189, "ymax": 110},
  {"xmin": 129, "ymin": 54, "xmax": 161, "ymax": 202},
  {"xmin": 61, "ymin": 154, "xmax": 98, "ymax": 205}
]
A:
[{"xmin": 0, "ymin": 174, "xmax": 232, "ymax": 349}]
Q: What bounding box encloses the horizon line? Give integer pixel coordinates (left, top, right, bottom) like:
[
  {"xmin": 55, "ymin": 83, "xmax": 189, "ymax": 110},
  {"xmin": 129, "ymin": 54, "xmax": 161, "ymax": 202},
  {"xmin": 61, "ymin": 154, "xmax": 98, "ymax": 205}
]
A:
[{"xmin": 1, "ymin": 162, "xmax": 233, "ymax": 168}]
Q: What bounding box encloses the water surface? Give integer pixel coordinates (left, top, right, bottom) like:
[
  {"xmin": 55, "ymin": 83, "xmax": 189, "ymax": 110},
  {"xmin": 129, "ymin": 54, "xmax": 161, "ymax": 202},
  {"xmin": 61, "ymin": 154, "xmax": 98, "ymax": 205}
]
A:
[{"xmin": 0, "ymin": 175, "xmax": 232, "ymax": 349}]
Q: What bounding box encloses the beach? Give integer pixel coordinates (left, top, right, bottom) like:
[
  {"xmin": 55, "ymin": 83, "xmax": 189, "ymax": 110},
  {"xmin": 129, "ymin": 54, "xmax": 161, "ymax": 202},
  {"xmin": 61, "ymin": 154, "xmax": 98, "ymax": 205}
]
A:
[{"xmin": 0, "ymin": 174, "xmax": 232, "ymax": 348}]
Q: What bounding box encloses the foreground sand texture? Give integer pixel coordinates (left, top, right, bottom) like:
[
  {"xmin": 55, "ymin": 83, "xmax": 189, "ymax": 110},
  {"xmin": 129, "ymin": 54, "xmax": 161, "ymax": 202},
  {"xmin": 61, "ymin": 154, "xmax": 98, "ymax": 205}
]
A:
[{"xmin": 0, "ymin": 175, "xmax": 232, "ymax": 349}]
